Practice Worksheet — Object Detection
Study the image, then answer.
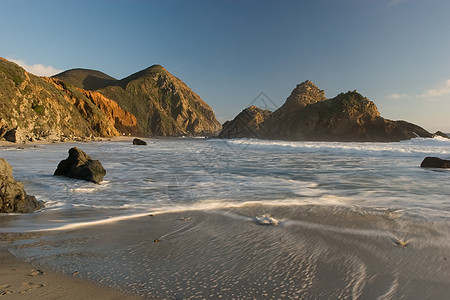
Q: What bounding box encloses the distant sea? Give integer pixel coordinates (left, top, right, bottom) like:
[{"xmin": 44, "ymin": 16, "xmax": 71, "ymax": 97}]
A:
[{"xmin": 1, "ymin": 137, "xmax": 449, "ymax": 298}]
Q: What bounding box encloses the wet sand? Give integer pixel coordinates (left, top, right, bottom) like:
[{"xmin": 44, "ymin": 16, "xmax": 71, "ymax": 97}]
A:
[
  {"xmin": 0, "ymin": 248, "xmax": 142, "ymax": 299},
  {"xmin": 3, "ymin": 205, "xmax": 450, "ymax": 299},
  {"xmin": 0, "ymin": 136, "xmax": 146, "ymax": 299}
]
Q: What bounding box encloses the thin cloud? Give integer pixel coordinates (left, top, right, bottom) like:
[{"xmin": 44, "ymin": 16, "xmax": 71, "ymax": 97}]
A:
[
  {"xmin": 386, "ymin": 93, "xmax": 409, "ymax": 99},
  {"xmin": 6, "ymin": 57, "xmax": 63, "ymax": 77},
  {"xmin": 388, "ymin": 0, "xmax": 408, "ymax": 8},
  {"xmin": 418, "ymin": 79, "xmax": 450, "ymax": 99},
  {"xmin": 387, "ymin": 79, "xmax": 450, "ymax": 101}
]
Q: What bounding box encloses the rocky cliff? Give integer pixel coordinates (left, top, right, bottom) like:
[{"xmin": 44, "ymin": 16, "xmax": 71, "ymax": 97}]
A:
[
  {"xmin": 0, "ymin": 157, "xmax": 44, "ymax": 213},
  {"xmin": 75, "ymin": 87, "xmax": 139, "ymax": 135},
  {"xmin": 219, "ymin": 81, "xmax": 433, "ymax": 142},
  {"xmin": 218, "ymin": 105, "xmax": 272, "ymax": 139},
  {"xmin": 53, "ymin": 65, "xmax": 221, "ymax": 136},
  {"xmin": 0, "ymin": 58, "xmax": 138, "ymax": 143}
]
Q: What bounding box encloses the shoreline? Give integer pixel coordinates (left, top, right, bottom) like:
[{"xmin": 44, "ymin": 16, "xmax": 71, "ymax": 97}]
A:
[
  {"xmin": 0, "ymin": 135, "xmax": 202, "ymax": 149},
  {"xmin": 0, "ymin": 248, "xmax": 143, "ymax": 299},
  {"xmin": 0, "ymin": 136, "xmax": 148, "ymax": 298},
  {"xmin": 0, "ymin": 136, "xmax": 142, "ymax": 149},
  {"xmin": 2, "ymin": 206, "xmax": 450, "ymax": 299},
  {"xmin": 1, "ymin": 138, "xmax": 449, "ymax": 298}
]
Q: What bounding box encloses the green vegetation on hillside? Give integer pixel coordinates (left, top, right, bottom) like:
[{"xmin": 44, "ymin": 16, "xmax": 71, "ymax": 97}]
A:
[
  {"xmin": 0, "ymin": 59, "xmax": 121, "ymax": 142},
  {"xmin": 54, "ymin": 65, "xmax": 221, "ymax": 136}
]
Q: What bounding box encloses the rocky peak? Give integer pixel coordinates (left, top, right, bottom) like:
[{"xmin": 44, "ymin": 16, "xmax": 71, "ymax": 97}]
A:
[
  {"xmin": 119, "ymin": 64, "xmax": 167, "ymax": 87},
  {"xmin": 333, "ymin": 91, "xmax": 380, "ymax": 120},
  {"xmin": 281, "ymin": 80, "xmax": 327, "ymax": 113},
  {"xmin": 101, "ymin": 65, "xmax": 221, "ymax": 136}
]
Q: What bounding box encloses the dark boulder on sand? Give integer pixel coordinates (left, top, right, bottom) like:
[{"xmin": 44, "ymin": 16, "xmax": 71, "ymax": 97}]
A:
[
  {"xmin": 0, "ymin": 157, "xmax": 44, "ymax": 213},
  {"xmin": 132, "ymin": 138, "xmax": 147, "ymax": 145},
  {"xmin": 54, "ymin": 147, "xmax": 106, "ymax": 183},
  {"xmin": 420, "ymin": 157, "xmax": 450, "ymax": 168}
]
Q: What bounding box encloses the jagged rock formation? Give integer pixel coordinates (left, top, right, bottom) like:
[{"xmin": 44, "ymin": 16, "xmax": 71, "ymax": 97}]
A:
[
  {"xmin": 53, "ymin": 65, "xmax": 221, "ymax": 136},
  {"xmin": 219, "ymin": 80, "xmax": 433, "ymax": 142},
  {"xmin": 279, "ymin": 80, "xmax": 327, "ymax": 112},
  {"xmin": 0, "ymin": 58, "xmax": 137, "ymax": 143},
  {"xmin": 218, "ymin": 105, "xmax": 272, "ymax": 138},
  {"xmin": 0, "ymin": 157, "xmax": 44, "ymax": 213},
  {"xmin": 262, "ymin": 81, "xmax": 328, "ymax": 139},
  {"xmin": 54, "ymin": 147, "xmax": 106, "ymax": 184}
]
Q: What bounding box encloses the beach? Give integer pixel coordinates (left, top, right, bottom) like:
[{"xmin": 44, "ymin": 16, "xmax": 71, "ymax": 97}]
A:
[
  {"xmin": 1, "ymin": 137, "xmax": 449, "ymax": 298},
  {"xmin": 0, "ymin": 137, "xmax": 140, "ymax": 299},
  {"xmin": 0, "ymin": 247, "xmax": 141, "ymax": 299},
  {"xmin": 2, "ymin": 205, "xmax": 450, "ymax": 299}
]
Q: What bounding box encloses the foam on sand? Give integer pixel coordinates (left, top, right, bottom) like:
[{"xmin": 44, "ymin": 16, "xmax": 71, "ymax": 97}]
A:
[{"xmin": 7, "ymin": 205, "xmax": 449, "ymax": 299}]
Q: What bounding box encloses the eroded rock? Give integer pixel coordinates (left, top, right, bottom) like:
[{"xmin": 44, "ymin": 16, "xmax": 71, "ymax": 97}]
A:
[
  {"xmin": 54, "ymin": 147, "xmax": 106, "ymax": 183},
  {"xmin": 4, "ymin": 127, "xmax": 26, "ymax": 143},
  {"xmin": 0, "ymin": 157, "xmax": 44, "ymax": 213}
]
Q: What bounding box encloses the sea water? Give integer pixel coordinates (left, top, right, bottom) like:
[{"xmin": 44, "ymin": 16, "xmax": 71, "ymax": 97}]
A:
[
  {"xmin": 1, "ymin": 137, "xmax": 449, "ymax": 298},
  {"xmin": 1, "ymin": 137, "xmax": 449, "ymax": 231}
]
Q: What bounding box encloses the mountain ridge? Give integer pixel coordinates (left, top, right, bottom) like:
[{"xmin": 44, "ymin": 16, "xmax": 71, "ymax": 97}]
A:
[
  {"xmin": 53, "ymin": 68, "xmax": 117, "ymax": 91},
  {"xmin": 53, "ymin": 65, "xmax": 221, "ymax": 136}
]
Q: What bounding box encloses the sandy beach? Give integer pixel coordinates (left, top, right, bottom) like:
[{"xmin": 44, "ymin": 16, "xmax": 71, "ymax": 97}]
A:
[
  {"xmin": 2, "ymin": 205, "xmax": 449, "ymax": 299},
  {"xmin": 1, "ymin": 137, "xmax": 449, "ymax": 298},
  {"xmin": 0, "ymin": 248, "xmax": 142, "ymax": 299},
  {"xmin": 0, "ymin": 137, "xmax": 143, "ymax": 299}
]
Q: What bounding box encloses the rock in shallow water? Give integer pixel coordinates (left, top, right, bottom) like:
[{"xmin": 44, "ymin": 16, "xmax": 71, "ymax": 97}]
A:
[
  {"xmin": 434, "ymin": 131, "xmax": 449, "ymax": 139},
  {"xmin": 54, "ymin": 147, "xmax": 106, "ymax": 184},
  {"xmin": 0, "ymin": 157, "xmax": 44, "ymax": 213},
  {"xmin": 132, "ymin": 138, "xmax": 147, "ymax": 145},
  {"xmin": 420, "ymin": 157, "xmax": 450, "ymax": 168}
]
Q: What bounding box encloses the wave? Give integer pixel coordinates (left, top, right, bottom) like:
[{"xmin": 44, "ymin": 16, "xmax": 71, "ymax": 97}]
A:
[{"xmin": 225, "ymin": 137, "xmax": 450, "ymax": 156}]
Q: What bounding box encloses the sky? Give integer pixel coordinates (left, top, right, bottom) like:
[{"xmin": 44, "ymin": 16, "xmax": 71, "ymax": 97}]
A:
[{"xmin": 1, "ymin": 0, "xmax": 449, "ymax": 132}]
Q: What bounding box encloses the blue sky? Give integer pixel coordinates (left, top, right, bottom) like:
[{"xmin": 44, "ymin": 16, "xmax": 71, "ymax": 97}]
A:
[{"xmin": 1, "ymin": 0, "xmax": 449, "ymax": 132}]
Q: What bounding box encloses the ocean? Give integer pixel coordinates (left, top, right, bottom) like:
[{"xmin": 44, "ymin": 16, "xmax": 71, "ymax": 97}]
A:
[{"xmin": 1, "ymin": 137, "xmax": 449, "ymax": 298}]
